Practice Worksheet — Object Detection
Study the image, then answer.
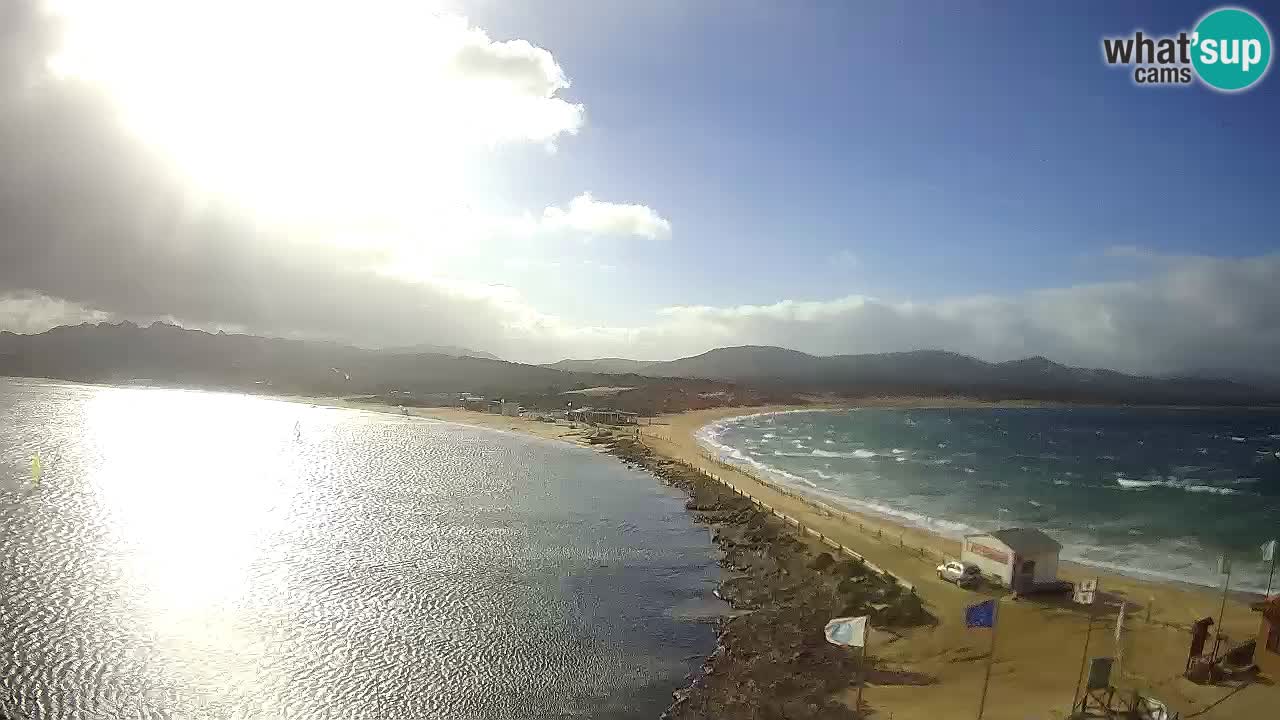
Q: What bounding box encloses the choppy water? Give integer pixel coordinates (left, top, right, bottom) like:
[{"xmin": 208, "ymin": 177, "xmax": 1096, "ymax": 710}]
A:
[
  {"xmin": 699, "ymin": 407, "xmax": 1280, "ymax": 593},
  {"xmin": 1, "ymin": 378, "xmax": 719, "ymax": 719}
]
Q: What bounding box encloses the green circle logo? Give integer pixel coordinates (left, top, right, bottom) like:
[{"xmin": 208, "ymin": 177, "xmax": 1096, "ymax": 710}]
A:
[{"xmin": 1192, "ymin": 8, "xmax": 1272, "ymax": 91}]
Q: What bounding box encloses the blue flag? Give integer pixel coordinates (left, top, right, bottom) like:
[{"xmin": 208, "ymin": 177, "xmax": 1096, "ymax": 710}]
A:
[{"xmin": 965, "ymin": 599, "xmax": 996, "ymax": 628}]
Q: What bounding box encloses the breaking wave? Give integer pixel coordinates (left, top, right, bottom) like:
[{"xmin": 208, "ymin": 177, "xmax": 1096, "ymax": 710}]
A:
[{"xmin": 1115, "ymin": 477, "xmax": 1242, "ymax": 495}]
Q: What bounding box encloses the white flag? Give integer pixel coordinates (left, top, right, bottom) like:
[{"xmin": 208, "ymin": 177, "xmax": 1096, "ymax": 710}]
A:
[
  {"xmin": 1263, "ymin": 540, "xmax": 1277, "ymax": 563},
  {"xmin": 824, "ymin": 616, "xmax": 869, "ymax": 647},
  {"xmin": 1115, "ymin": 601, "xmax": 1126, "ymax": 643},
  {"xmin": 1218, "ymin": 555, "xmax": 1232, "ymax": 574},
  {"xmin": 1074, "ymin": 578, "xmax": 1098, "ymax": 606}
]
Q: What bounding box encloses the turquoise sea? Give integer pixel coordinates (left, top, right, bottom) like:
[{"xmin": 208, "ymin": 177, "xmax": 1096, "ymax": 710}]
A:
[{"xmin": 698, "ymin": 407, "xmax": 1280, "ymax": 593}]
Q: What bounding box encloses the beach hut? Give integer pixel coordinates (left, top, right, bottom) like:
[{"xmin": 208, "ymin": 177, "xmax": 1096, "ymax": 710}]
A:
[
  {"xmin": 1254, "ymin": 596, "xmax": 1280, "ymax": 678},
  {"xmin": 961, "ymin": 528, "xmax": 1061, "ymax": 592}
]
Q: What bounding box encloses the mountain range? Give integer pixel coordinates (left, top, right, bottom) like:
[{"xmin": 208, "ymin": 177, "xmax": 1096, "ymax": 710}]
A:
[
  {"xmin": 0, "ymin": 322, "xmax": 637, "ymax": 399},
  {"xmin": 1, "ymin": 325, "xmax": 1276, "ymax": 407},
  {"xmin": 544, "ymin": 345, "xmax": 1277, "ymax": 405}
]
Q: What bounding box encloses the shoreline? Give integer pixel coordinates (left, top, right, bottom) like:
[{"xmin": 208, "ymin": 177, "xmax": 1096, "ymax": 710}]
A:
[
  {"xmin": 357, "ymin": 400, "xmax": 1277, "ymax": 719},
  {"xmin": 692, "ymin": 407, "xmax": 1277, "ymax": 598}
]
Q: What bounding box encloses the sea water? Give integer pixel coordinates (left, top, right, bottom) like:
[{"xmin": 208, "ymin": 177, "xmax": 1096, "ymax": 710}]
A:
[
  {"xmin": 0, "ymin": 379, "xmax": 718, "ymax": 719},
  {"xmin": 699, "ymin": 407, "xmax": 1280, "ymax": 593}
]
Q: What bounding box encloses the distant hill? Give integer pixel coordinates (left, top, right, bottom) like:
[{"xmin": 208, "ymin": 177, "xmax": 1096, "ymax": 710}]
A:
[
  {"xmin": 553, "ymin": 346, "xmax": 1276, "ymax": 405},
  {"xmin": 2, "ymin": 325, "xmax": 1273, "ymax": 407},
  {"xmin": 0, "ymin": 322, "xmax": 624, "ymax": 398},
  {"xmin": 384, "ymin": 343, "xmax": 500, "ymax": 360},
  {"xmin": 541, "ymin": 358, "xmax": 657, "ymax": 374},
  {"xmin": 1180, "ymin": 367, "xmax": 1280, "ymax": 390}
]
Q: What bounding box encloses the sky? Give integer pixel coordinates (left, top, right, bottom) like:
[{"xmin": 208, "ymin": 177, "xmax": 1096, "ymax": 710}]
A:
[{"xmin": 1, "ymin": 0, "xmax": 1278, "ymax": 373}]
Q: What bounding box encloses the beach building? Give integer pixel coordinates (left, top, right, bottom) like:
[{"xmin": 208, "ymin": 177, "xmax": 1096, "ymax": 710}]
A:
[
  {"xmin": 1255, "ymin": 596, "xmax": 1280, "ymax": 678},
  {"xmin": 460, "ymin": 395, "xmax": 488, "ymax": 412},
  {"xmin": 961, "ymin": 528, "xmax": 1061, "ymax": 592},
  {"xmin": 499, "ymin": 401, "xmax": 521, "ymax": 417},
  {"xmin": 566, "ymin": 408, "xmax": 639, "ymax": 425}
]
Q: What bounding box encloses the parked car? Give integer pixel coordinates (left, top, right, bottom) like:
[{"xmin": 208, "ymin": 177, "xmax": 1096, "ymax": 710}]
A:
[{"xmin": 937, "ymin": 560, "xmax": 981, "ymax": 587}]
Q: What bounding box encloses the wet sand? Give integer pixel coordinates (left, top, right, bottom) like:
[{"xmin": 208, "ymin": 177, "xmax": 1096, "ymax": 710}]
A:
[{"xmin": 349, "ymin": 400, "xmax": 1278, "ymax": 719}]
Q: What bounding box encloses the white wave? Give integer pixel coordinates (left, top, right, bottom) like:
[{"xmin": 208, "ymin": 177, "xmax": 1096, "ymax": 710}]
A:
[
  {"xmin": 1053, "ymin": 479, "xmax": 1071, "ymax": 486},
  {"xmin": 762, "ymin": 432, "xmax": 776, "ymax": 439},
  {"xmin": 824, "ymin": 439, "xmax": 836, "ymax": 445},
  {"xmin": 1231, "ymin": 436, "xmax": 1246, "ymax": 442},
  {"xmin": 963, "ymin": 467, "xmax": 976, "ymax": 474},
  {"xmin": 696, "ymin": 414, "xmax": 1272, "ymax": 594},
  {"xmin": 808, "ymin": 489, "xmax": 981, "ymax": 539},
  {"xmin": 1115, "ymin": 477, "xmax": 1242, "ymax": 495},
  {"xmin": 1233, "ymin": 477, "xmax": 1260, "ymax": 484},
  {"xmin": 891, "ymin": 448, "xmax": 905, "ymax": 455},
  {"xmin": 1063, "ymin": 539, "xmax": 1272, "ymax": 595},
  {"xmin": 895, "ymin": 456, "xmax": 905, "ymax": 462},
  {"xmin": 1028, "ymin": 500, "xmax": 1043, "ymax": 508},
  {"xmin": 808, "ymin": 448, "xmax": 877, "ymax": 459}
]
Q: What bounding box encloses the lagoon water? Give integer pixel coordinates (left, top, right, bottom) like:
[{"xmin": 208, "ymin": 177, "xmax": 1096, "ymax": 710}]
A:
[
  {"xmin": 0, "ymin": 379, "xmax": 718, "ymax": 719},
  {"xmin": 700, "ymin": 407, "xmax": 1280, "ymax": 593}
]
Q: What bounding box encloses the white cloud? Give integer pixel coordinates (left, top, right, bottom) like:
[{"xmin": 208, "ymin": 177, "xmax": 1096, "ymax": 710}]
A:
[
  {"xmin": 44, "ymin": 1, "xmax": 585, "ymax": 227},
  {"xmin": 480, "ymin": 253, "xmax": 1280, "ymax": 374},
  {"xmin": 0, "ymin": 292, "xmax": 109, "ymax": 333},
  {"xmin": 540, "ymin": 193, "xmax": 672, "ymax": 240},
  {"xmin": 3, "ymin": 4, "xmax": 1275, "ymax": 377}
]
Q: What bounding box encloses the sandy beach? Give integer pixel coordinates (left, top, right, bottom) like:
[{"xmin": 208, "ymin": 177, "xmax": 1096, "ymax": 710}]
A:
[{"xmin": 357, "ymin": 400, "xmax": 1277, "ymax": 719}]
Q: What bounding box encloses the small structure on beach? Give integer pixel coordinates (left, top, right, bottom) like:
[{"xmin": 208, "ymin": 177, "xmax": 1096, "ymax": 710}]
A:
[
  {"xmin": 460, "ymin": 395, "xmax": 488, "ymax": 412},
  {"xmin": 499, "ymin": 401, "xmax": 522, "ymax": 417},
  {"xmin": 961, "ymin": 528, "xmax": 1061, "ymax": 592},
  {"xmin": 1254, "ymin": 596, "xmax": 1280, "ymax": 678},
  {"xmin": 566, "ymin": 408, "xmax": 639, "ymax": 425}
]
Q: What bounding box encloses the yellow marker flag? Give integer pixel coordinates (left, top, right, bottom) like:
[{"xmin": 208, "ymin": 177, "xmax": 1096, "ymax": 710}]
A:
[{"xmin": 30, "ymin": 453, "xmax": 42, "ymax": 488}]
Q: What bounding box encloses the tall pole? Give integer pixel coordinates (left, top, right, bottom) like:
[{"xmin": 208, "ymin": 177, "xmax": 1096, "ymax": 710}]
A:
[
  {"xmin": 1071, "ymin": 581, "xmax": 1098, "ymax": 714},
  {"xmin": 1213, "ymin": 560, "xmax": 1232, "ymax": 660},
  {"xmin": 976, "ymin": 600, "xmax": 1000, "ymax": 720},
  {"xmin": 1114, "ymin": 600, "xmax": 1127, "ymax": 683},
  {"xmin": 856, "ymin": 641, "xmax": 867, "ymax": 712},
  {"xmin": 1266, "ymin": 542, "xmax": 1277, "ymax": 599}
]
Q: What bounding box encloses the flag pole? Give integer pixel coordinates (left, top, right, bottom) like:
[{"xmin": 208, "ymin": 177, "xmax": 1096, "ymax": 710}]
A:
[
  {"xmin": 1115, "ymin": 600, "xmax": 1127, "ymax": 683},
  {"xmin": 856, "ymin": 640, "xmax": 867, "ymax": 711},
  {"xmin": 976, "ymin": 600, "xmax": 1000, "ymax": 720},
  {"xmin": 1213, "ymin": 559, "xmax": 1232, "ymax": 660},
  {"xmin": 1266, "ymin": 541, "xmax": 1277, "ymax": 599}
]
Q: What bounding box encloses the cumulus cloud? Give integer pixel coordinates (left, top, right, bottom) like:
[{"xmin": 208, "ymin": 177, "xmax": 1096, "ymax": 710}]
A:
[
  {"xmin": 538, "ymin": 193, "xmax": 672, "ymax": 240},
  {"xmin": 0, "ymin": 292, "xmax": 109, "ymax": 334},
  {"xmin": 0, "ymin": 1, "xmax": 572, "ymax": 350},
  {"xmin": 485, "ymin": 254, "xmax": 1280, "ymax": 374},
  {"xmin": 1, "ymin": 1, "xmax": 1276, "ymax": 377},
  {"xmin": 41, "ymin": 0, "xmax": 585, "ymax": 229}
]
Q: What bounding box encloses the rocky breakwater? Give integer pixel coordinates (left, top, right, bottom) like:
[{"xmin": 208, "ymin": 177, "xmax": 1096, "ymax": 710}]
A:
[{"xmin": 591, "ymin": 432, "xmax": 935, "ymax": 719}]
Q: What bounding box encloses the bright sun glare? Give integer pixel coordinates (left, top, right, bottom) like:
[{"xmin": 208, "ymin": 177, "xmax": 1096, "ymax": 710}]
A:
[{"xmin": 44, "ymin": 0, "xmax": 575, "ymax": 250}]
